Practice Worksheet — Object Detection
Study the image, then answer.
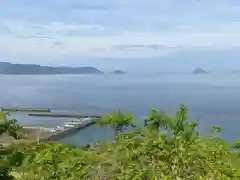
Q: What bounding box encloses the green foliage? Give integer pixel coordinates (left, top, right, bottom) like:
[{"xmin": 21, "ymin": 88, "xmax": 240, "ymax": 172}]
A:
[
  {"xmin": 232, "ymin": 141, "xmax": 240, "ymax": 149},
  {"xmin": 144, "ymin": 108, "xmax": 166, "ymax": 131},
  {"xmin": 99, "ymin": 109, "xmax": 135, "ymax": 138},
  {"xmin": 211, "ymin": 126, "xmax": 224, "ymax": 135},
  {"xmin": 0, "ymin": 115, "xmax": 24, "ymax": 179},
  {"xmin": 0, "ymin": 111, "xmax": 7, "ymax": 123},
  {"xmin": 2, "ymin": 105, "xmax": 240, "ymax": 179},
  {"xmin": 0, "ymin": 118, "xmax": 23, "ymax": 139},
  {"xmin": 0, "ymin": 111, "xmax": 8, "ymax": 134}
]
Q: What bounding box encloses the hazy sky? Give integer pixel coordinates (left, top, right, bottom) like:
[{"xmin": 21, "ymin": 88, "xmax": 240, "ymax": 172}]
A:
[{"xmin": 0, "ymin": 0, "xmax": 240, "ymax": 72}]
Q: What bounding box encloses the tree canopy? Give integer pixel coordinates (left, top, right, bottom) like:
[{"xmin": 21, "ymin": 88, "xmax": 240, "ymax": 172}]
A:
[
  {"xmin": 1, "ymin": 106, "xmax": 240, "ymax": 180},
  {"xmin": 0, "ymin": 111, "xmax": 23, "ymax": 179}
]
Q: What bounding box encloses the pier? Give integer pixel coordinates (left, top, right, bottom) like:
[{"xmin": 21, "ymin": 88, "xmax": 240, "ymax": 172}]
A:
[
  {"xmin": 28, "ymin": 112, "xmax": 101, "ymax": 118},
  {"xmin": 39, "ymin": 118, "xmax": 98, "ymax": 142},
  {"xmin": 1, "ymin": 108, "xmax": 51, "ymax": 112},
  {"xmin": 0, "ymin": 108, "xmax": 102, "ymax": 146},
  {"xmin": 0, "ymin": 118, "xmax": 98, "ymax": 146}
]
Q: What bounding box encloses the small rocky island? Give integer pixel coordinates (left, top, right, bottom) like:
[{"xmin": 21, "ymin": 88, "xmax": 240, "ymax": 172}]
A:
[
  {"xmin": 111, "ymin": 70, "xmax": 126, "ymax": 74},
  {"xmin": 192, "ymin": 68, "xmax": 207, "ymax": 74}
]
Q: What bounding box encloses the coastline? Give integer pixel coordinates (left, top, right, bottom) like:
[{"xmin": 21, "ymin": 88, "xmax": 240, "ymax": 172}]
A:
[
  {"xmin": 0, "ymin": 117, "xmax": 98, "ymax": 146},
  {"xmin": 40, "ymin": 118, "xmax": 97, "ymax": 142}
]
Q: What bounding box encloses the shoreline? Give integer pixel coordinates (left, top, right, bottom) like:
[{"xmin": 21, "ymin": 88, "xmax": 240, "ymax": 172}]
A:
[
  {"xmin": 40, "ymin": 118, "xmax": 96, "ymax": 142},
  {"xmin": 0, "ymin": 118, "xmax": 98, "ymax": 146}
]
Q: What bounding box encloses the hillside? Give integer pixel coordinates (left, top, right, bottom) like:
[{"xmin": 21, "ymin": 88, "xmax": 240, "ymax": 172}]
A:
[{"xmin": 0, "ymin": 62, "xmax": 103, "ymax": 74}]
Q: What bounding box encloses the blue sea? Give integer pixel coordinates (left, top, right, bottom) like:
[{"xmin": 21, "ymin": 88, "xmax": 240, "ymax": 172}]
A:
[{"xmin": 0, "ymin": 73, "xmax": 240, "ymax": 145}]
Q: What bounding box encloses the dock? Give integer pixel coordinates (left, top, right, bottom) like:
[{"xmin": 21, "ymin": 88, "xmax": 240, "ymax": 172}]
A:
[
  {"xmin": 0, "ymin": 108, "xmax": 101, "ymax": 146},
  {"xmin": 39, "ymin": 118, "xmax": 98, "ymax": 142},
  {"xmin": 1, "ymin": 108, "xmax": 51, "ymax": 112},
  {"xmin": 28, "ymin": 112, "xmax": 101, "ymax": 119}
]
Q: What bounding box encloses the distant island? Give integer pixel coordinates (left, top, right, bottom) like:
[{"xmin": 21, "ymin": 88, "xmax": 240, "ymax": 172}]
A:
[
  {"xmin": 111, "ymin": 70, "xmax": 126, "ymax": 74},
  {"xmin": 192, "ymin": 68, "xmax": 207, "ymax": 74},
  {"xmin": 0, "ymin": 62, "xmax": 103, "ymax": 74}
]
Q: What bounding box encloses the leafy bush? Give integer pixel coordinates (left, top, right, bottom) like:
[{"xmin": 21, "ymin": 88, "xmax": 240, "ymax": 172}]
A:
[
  {"xmin": 3, "ymin": 105, "xmax": 240, "ymax": 179},
  {"xmin": 0, "ymin": 111, "xmax": 24, "ymax": 179}
]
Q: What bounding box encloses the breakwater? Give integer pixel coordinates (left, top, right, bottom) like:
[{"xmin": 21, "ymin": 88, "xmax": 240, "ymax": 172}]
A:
[
  {"xmin": 28, "ymin": 113, "xmax": 101, "ymax": 118},
  {"xmin": 39, "ymin": 118, "xmax": 98, "ymax": 142},
  {"xmin": 1, "ymin": 108, "xmax": 51, "ymax": 112}
]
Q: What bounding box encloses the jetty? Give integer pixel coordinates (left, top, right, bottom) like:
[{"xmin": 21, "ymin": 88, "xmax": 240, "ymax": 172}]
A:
[
  {"xmin": 1, "ymin": 108, "xmax": 51, "ymax": 112},
  {"xmin": 28, "ymin": 112, "xmax": 101, "ymax": 118},
  {"xmin": 0, "ymin": 107, "xmax": 102, "ymax": 146},
  {"xmin": 39, "ymin": 118, "xmax": 98, "ymax": 142},
  {"xmin": 0, "ymin": 118, "xmax": 98, "ymax": 146}
]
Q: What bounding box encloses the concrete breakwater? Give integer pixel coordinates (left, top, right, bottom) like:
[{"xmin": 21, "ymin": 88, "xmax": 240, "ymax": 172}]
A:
[
  {"xmin": 39, "ymin": 118, "xmax": 98, "ymax": 142},
  {"xmin": 28, "ymin": 113, "xmax": 101, "ymax": 119},
  {"xmin": 1, "ymin": 108, "xmax": 51, "ymax": 112}
]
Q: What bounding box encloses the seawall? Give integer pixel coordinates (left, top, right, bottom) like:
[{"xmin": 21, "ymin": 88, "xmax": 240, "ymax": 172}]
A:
[
  {"xmin": 28, "ymin": 113, "xmax": 101, "ymax": 118},
  {"xmin": 39, "ymin": 119, "xmax": 97, "ymax": 142},
  {"xmin": 1, "ymin": 108, "xmax": 51, "ymax": 112}
]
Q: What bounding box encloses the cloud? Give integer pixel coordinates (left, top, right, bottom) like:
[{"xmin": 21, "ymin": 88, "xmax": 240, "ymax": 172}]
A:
[
  {"xmin": 52, "ymin": 41, "xmax": 63, "ymax": 46},
  {"xmin": 66, "ymin": 3, "xmax": 107, "ymax": 11},
  {"xmin": 112, "ymin": 44, "xmax": 178, "ymax": 51},
  {"xmin": 0, "ymin": 24, "xmax": 13, "ymax": 35},
  {"xmin": 2, "ymin": 29, "xmax": 240, "ymax": 61},
  {"xmin": 0, "ymin": 21, "xmax": 105, "ymax": 38},
  {"xmin": 0, "ymin": 0, "xmax": 240, "ymax": 63},
  {"xmin": 38, "ymin": 23, "xmax": 105, "ymax": 36}
]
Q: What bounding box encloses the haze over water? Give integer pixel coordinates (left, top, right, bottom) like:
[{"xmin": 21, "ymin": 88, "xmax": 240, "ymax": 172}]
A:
[{"xmin": 0, "ymin": 74, "xmax": 240, "ymax": 145}]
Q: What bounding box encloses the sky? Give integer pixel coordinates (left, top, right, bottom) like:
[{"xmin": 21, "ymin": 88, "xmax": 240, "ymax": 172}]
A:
[{"xmin": 0, "ymin": 0, "xmax": 240, "ymax": 72}]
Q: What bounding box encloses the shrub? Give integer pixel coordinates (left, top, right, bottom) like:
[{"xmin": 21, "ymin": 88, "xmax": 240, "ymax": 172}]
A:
[{"xmin": 3, "ymin": 105, "xmax": 240, "ymax": 179}]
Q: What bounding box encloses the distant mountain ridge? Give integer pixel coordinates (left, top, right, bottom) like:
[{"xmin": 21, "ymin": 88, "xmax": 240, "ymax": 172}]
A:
[{"xmin": 0, "ymin": 62, "xmax": 103, "ymax": 74}]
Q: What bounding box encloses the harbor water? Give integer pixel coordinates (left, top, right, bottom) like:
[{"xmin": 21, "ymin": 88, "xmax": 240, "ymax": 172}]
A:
[{"xmin": 1, "ymin": 74, "xmax": 240, "ymax": 145}]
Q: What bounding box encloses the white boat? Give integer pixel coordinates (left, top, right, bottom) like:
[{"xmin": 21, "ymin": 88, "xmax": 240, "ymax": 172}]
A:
[
  {"xmin": 48, "ymin": 128, "xmax": 56, "ymax": 132},
  {"xmin": 63, "ymin": 118, "xmax": 94, "ymax": 128},
  {"xmin": 64, "ymin": 120, "xmax": 82, "ymax": 126},
  {"xmin": 82, "ymin": 117, "xmax": 91, "ymax": 121},
  {"xmin": 55, "ymin": 126, "xmax": 65, "ymax": 131},
  {"xmin": 70, "ymin": 122, "xmax": 82, "ymax": 125},
  {"xmin": 63, "ymin": 123, "xmax": 75, "ymax": 128}
]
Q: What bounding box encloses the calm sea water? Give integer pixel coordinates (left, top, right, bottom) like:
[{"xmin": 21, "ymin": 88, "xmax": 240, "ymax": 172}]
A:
[{"xmin": 0, "ymin": 73, "xmax": 240, "ymax": 145}]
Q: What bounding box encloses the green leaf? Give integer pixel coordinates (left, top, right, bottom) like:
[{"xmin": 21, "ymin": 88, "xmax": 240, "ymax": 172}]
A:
[{"xmin": 232, "ymin": 141, "xmax": 240, "ymax": 149}]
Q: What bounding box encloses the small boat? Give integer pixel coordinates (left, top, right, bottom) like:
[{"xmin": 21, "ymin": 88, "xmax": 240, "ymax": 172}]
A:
[
  {"xmin": 64, "ymin": 122, "xmax": 79, "ymax": 127},
  {"xmin": 82, "ymin": 117, "xmax": 91, "ymax": 121},
  {"xmin": 49, "ymin": 128, "xmax": 56, "ymax": 132},
  {"xmin": 70, "ymin": 122, "xmax": 82, "ymax": 125},
  {"xmin": 64, "ymin": 123, "xmax": 75, "ymax": 128},
  {"xmin": 63, "ymin": 117, "xmax": 94, "ymax": 128},
  {"xmin": 55, "ymin": 126, "xmax": 65, "ymax": 131}
]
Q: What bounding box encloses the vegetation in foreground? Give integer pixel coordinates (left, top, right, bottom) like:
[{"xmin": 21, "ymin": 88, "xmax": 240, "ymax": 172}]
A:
[{"xmin": 1, "ymin": 105, "xmax": 240, "ymax": 180}]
